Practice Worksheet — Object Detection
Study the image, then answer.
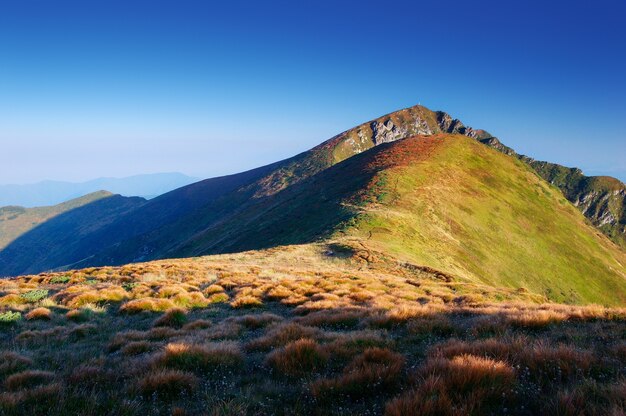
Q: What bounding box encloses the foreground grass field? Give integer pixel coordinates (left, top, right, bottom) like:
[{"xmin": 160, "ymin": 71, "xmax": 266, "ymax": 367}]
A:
[{"xmin": 0, "ymin": 244, "xmax": 625, "ymax": 415}]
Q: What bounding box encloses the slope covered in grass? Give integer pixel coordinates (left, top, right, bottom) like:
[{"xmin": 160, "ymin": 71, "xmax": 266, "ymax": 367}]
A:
[
  {"xmin": 0, "ymin": 191, "xmax": 132, "ymax": 250},
  {"xmin": 341, "ymin": 135, "xmax": 626, "ymax": 305},
  {"xmin": 156, "ymin": 134, "xmax": 626, "ymax": 305},
  {"xmin": 0, "ymin": 246, "xmax": 624, "ymax": 415}
]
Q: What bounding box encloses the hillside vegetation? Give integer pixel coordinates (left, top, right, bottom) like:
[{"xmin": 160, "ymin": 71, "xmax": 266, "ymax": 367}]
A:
[
  {"xmin": 1, "ymin": 104, "xmax": 624, "ymax": 277},
  {"xmin": 0, "ymin": 245, "xmax": 624, "ymax": 415},
  {"xmin": 0, "ymin": 191, "xmax": 117, "ymax": 250},
  {"xmin": 340, "ymin": 135, "xmax": 626, "ymax": 305}
]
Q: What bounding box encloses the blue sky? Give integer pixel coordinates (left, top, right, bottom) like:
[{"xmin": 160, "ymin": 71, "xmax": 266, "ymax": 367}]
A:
[{"xmin": 0, "ymin": 0, "xmax": 625, "ymax": 184}]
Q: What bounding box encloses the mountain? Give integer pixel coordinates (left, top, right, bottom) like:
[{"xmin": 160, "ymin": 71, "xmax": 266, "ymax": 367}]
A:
[
  {"xmin": 1, "ymin": 104, "xmax": 624, "ymax": 305},
  {"xmin": 0, "ymin": 172, "xmax": 198, "ymax": 207},
  {"xmin": 0, "ymin": 193, "xmax": 145, "ymax": 275},
  {"xmin": 0, "ymin": 191, "xmax": 117, "ymax": 250},
  {"xmin": 477, "ymin": 137, "xmax": 626, "ymax": 250}
]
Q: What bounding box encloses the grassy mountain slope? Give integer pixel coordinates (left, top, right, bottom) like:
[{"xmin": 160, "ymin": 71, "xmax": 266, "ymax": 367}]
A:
[
  {"xmin": 0, "ymin": 162, "xmax": 285, "ymax": 276},
  {"xmin": 152, "ymin": 134, "xmax": 626, "ymax": 305},
  {"xmin": 478, "ymin": 136, "xmax": 626, "ymax": 250},
  {"xmin": 0, "ymin": 194, "xmax": 146, "ymax": 276},
  {"xmin": 1, "ymin": 104, "xmax": 624, "ymax": 284},
  {"xmin": 0, "ymin": 191, "xmax": 115, "ymax": 250},
  {"xmin": 340, "ymin": 135, "xmax": 626, "ymax": 305}
]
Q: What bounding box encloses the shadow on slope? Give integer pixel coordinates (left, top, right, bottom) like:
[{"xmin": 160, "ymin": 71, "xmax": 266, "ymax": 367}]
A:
[
  {"xmin": 0, "ymin": 194, "xmax": 145, "ymax": 277},
  {"xmin": 0, "ymin": 159, "xmax": 292, "ymax": 277}
]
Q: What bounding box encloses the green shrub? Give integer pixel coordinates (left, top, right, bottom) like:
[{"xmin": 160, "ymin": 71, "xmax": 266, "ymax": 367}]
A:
[
  {"xmin": 0, "ymin": 311, "xmax": 21, "ymax": 324},
  {"xmin": 122, "ymin": 282, "xmax": 138, "ymax": 292},
  {"xmin": 50, "ymin": 276, "xmax": 71, "ymax": 284},
  {"xmin": 20, "ymin": 289, "xmax": 49, "ymax": 303}
]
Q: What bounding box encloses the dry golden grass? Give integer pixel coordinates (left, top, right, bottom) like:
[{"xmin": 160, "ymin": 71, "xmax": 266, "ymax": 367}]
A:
[
  {"xmin": 0, "ymin": 243, "xmax": 624, "ymax": 415},
  {"xmin": 24, "ymin": 307, "xmax": 52, "ymax": 321},
  {"xmin": 120, "ymin": 297, "xmax": 176, "ymax": 313}
]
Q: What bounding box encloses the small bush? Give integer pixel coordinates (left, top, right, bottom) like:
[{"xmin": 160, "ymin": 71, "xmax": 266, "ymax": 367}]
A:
[
  {"xmin": 122, "ymin": 341, "xmax": 156, "ymax": 356},
  {"xmin": 0, "ymin": 311, "xmax": 21, "ymax": 325},
  {"xmin": 20, "ymin": 290, "xmax": 49, "ymax": 303},
  {"xmin": 385, "ymin": 354, "xmax": 515, "ymax": 415},
  {"xmin": 154, "ymin": 308, "xmax": 188, "ymax": 328},
  {"xmin": 65, "ymin": 308, "xmax": 91, "ymax": 322},
  {"xmin": 4, "ymin": 370, "xmax": 55, "ymax": 391},
  {"xmin": 182, "ymin": 319, "xmax": 212, "ymax": 331},
  {"xmin": 203, "ymin": 284, "xmax": 225, "ymax": 295},
  {"xmin": 154, "ymin": 342, "xmax": 244, "ymax": 372},
  {"xmin": 50, "ymin": 276, "xmax": 70, "ymax": 284},
  {"xmin": 208, "ymin": 293, "xmax": 230, "ymax": 304},
  {"xmin": 0, "ymin": 351, "xmax": 32, "ymax": 376},
  {"xmin": 247, "ymin": 323, "xmax": 321, "ymax": 351},
  {"xmin": 312, "ymin": 347, "xmax": 405, "ymax": 399},
  {"xmin": 25, "ymin": 307, "xmax": 52, "ymax": 321},
  {"xmin": 231, "ymin": 295, "xmax": 263, "ymax": 309},
  {"xmin": 231, "ymin": 313, "xmax": 283, "ymax": 329},
  {"xmin": 120, "ymin": 298, "xmax": 176, "ymax": 313},
  {"xmin": 137, "ymin": 369, "xmax": 198, "ymax": 399},
  {"xmin": 266, "ymin": 338, "xmax": 328, "ymax": 376}
]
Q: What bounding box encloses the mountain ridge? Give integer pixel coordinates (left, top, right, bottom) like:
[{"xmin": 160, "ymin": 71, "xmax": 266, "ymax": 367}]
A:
[
  {"xmin": 0, "ymin": 104, "xmax": 624, "ymax": 307},
  {"xmin": 0, "ymin": 172, "xmax": 198, "ymax": 207}
]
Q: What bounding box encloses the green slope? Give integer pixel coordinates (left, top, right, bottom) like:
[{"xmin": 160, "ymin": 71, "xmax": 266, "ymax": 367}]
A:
[
  {"xmin": 166, "ymin": 134, "xmax": 626, "ymax": 305},
  {"xmin": 342, "ymin": 135, "xmax": 626, "ymax": 305}
]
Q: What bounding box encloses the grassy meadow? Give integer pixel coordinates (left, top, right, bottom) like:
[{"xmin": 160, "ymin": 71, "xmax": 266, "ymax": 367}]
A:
[{"xmin": 0, "ymin": 244, "xmax": 624, "ymax": 415}]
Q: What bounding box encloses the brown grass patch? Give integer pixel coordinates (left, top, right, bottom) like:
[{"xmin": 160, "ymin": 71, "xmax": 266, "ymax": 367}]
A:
[
  {"xmin": 266, "ymin": 338, "xmax": 328, "ymax": 376},
  {"xmin": 122, "ymin": 341, "xmax": 158, "ymax": 356},
  {"xmin": 247, "ymin": 322, "xmax": 322, "ymax": 351},
  {"xmin": 25, "ymin": 307, "xmax": 52, "ymax": 321},
  {"xmin": 154, "ymin": 307, "xmax": 188, "ymax": 328},
  {"xmin": 137, "ymin": 369, "xmax": 198, "ymax": 399},
  {"xmin": 4, "ymin": 370, "xmax": 55, "ymax": 391},
  {"xmin": 385, "ymin": 354, "xmax": 515, "ymax": 415},
  {"xmin": 154, "ymin": 342, "xmax": 244, "ymax": 372},
  {"xmin": 182, "ymin": 319, "xmax": 212, "ymax": 331},
  {"xmin": 0, "ymin": 351, "xmax": 32, "ymax": 376},
  {"xmin": 312, "ymin": 347, "xmax": 405, "ymax": 399}
]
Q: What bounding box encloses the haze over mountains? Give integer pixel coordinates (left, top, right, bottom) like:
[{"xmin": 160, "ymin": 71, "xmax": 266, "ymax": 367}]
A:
[
  {"xmin": 1, "ymin": 104, "xmax": 625, "ymax": 305},
  {"xmin": 0, "ymin": 172, "xmax": 197, "ymax": 208}
]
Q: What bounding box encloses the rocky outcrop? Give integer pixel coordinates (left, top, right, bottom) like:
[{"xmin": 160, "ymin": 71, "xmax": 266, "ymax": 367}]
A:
[{"xmin": 370, "ymin": 116, "xmax": 434, "ymax": 145}]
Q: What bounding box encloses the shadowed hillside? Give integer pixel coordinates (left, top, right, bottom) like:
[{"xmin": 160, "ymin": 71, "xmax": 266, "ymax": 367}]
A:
[
  {"xmin": 0, "ymin": 194, "xmax": 145, "ymax": 276},
  {"xmin": 0, "ymin": 191, "xmax": 116, "ymax": 250}
]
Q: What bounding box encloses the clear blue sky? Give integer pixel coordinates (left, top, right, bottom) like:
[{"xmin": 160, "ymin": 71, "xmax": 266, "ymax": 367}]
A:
[{"xmin": 1, "ymin": 0, "xmax": 625, "ymax": 184}]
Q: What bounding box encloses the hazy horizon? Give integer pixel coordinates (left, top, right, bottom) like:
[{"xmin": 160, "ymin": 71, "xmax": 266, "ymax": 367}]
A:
[{"xmin": 1, "ymin": 0, "xmax": 625, "ymax": 184}]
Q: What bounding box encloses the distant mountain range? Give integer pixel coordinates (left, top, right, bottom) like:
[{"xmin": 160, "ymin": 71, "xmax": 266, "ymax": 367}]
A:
[
  {"xmin": 0, "ymin": 172, "xmax": 198, "ymax": 207},
  {"xmin": 1, "ymin": 104, "xmax": 624, "ymax": 305}
]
